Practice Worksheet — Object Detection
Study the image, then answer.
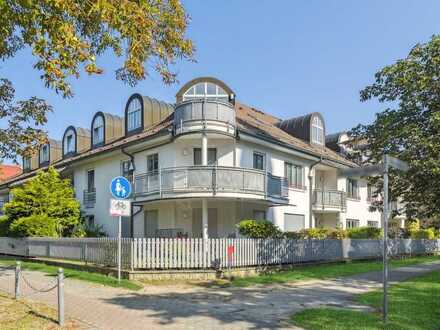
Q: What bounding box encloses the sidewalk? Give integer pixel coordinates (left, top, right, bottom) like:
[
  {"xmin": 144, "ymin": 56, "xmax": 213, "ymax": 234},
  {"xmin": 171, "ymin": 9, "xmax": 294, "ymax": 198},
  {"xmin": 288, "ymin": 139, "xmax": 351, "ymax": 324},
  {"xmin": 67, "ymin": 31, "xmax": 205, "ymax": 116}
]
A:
[{"xmin": 0, "ymin": 261, "xmax": 439, "ymax": 330}]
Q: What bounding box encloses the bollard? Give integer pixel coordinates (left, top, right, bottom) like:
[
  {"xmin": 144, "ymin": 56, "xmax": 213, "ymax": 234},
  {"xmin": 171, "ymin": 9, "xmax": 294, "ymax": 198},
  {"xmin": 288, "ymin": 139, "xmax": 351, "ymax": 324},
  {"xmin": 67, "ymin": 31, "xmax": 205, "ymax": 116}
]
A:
[
  {"xmin": 57, "ymin": 268, "xmax": 65, "ymax": 326},
  {"xmin": 15, "ymin": 261, "xmax": 21, "ymax": 299}
]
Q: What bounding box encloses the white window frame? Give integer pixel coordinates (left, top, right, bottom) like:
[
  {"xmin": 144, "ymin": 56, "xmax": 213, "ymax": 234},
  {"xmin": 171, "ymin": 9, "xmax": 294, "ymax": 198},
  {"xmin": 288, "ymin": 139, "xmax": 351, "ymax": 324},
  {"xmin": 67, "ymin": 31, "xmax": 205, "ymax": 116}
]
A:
[
  {"xmin": 183, "ymin": 82, "xmax": 229, "ymax": 102},
  {"xmin": 253, "ymin": 151, "xmax": 266, "ymax": 171},
  {"xmin": 39, "ymin": 144, "xmax": 49, "ymax": 164},
  {"xmin": 284, "ymin": 162, "xmax": 304, "ymax": 189},
  {"xmin": 127, "ymin": 98, "xmax": 142, "ymax": 132},
  {"xmin": 92, "ymin": 115, "xmax": 104, "ymax": 145},
  {"xmin": 367, "ymin": 220, "xmax": 379, "ymax": 228},
  {"xmin": 347, "ymin": 219, "xmax": 360, "ymax": 228},
  {"xmin": 311, "ymin": 115, "xmax": 324, "ymax": 145},
  {"xmin": 64, "ymin": 129, "xmax": 75, "ymax": 154},
  {"xmin": 23, "ymin": 157, "xmax": 31, "ymax": 170}
]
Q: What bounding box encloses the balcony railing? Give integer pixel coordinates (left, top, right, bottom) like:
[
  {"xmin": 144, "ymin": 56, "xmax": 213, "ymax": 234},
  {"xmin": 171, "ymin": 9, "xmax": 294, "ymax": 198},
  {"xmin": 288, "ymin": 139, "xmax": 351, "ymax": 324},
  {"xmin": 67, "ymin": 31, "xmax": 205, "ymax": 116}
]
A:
[
  {"xmin": 174, "ymin": 99, "xmax": 236, "ymax": 136},
  {"xmin": 312, "ymin": 189, "xmax": 346, "ymax": 211},
  {"xmin": 83, "ymin": 189, "xmax": 96, "ymax": 208},
  {"xmin": 134, "ymin": 166, "xmax": 288, "ymax": 202}
]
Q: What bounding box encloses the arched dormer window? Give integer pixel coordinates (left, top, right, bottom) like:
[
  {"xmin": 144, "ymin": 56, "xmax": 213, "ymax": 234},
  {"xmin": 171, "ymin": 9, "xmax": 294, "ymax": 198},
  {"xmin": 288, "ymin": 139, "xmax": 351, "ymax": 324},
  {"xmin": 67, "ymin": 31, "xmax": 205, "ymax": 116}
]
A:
[
  {"xmin": 39, "ymin": 144, "xmax": 50, "ymax": 165},
  {"xmin": 125, "ymin": 95, "xmax": 143, "ymax": 134},
  {"xmin": 91, "ymin": 113, "xmax": 105, "ymax": 147},
  {"xmin": 183, "ymin": 82, "xmax": 229, "ymax": 103},
  {"xmin": 311, "ymin": 115, "xmax": 324, "ymax": 145},
  {"xmin": 63, "ymin": 126, "xmax": 76, "ymax": 156}
]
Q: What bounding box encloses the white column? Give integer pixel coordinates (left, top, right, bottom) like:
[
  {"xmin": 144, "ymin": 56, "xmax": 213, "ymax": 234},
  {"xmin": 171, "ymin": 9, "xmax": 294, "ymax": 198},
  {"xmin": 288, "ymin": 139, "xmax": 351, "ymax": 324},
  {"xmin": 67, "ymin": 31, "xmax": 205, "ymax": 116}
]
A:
[
  {"xmin": 202, "ymin": 199, "xmax": 209, "ymax": 239},
  {"xmin": 338, "ymin": 212, "xmax": 347, "ymax": 229},
  {"xmin": 201, "ymin": 132, "xmax": 209, "ymax": 239},
  {"xmin": 201, "ymin": 133, "xmax": 208, "ymax": 166}
]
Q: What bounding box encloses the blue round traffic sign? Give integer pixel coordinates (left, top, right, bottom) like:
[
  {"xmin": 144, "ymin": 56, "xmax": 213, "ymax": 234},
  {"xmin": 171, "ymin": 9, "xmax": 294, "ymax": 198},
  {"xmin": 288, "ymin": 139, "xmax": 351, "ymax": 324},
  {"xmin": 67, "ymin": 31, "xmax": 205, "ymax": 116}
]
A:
[{"xmin": 110, "ymin": 176, "xmax": 132, "ymax": 199}]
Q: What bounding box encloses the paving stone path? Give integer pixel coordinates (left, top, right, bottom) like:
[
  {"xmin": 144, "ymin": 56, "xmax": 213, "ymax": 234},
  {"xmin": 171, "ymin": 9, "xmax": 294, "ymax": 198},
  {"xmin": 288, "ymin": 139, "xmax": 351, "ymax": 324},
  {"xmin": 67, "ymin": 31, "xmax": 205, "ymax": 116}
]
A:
[{"xmin": 0, "ymin": 261, "xmax": 439, "ymax": 330}]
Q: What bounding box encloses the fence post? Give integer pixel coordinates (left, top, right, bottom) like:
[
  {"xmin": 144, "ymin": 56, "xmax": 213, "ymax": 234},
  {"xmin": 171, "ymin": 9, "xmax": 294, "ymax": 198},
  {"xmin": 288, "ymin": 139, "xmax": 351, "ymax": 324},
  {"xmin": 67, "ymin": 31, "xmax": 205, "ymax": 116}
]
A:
[
  {"xmin": 15, "ymin": 261, "xmax": 21, "ymax": 299},
  {"xmin": 130, "ymin": 239, "xmax": 134, "ymax": 272},
  {"xmin": 57, "ymin": 268, "xmax": 65, "ymax": 327}
]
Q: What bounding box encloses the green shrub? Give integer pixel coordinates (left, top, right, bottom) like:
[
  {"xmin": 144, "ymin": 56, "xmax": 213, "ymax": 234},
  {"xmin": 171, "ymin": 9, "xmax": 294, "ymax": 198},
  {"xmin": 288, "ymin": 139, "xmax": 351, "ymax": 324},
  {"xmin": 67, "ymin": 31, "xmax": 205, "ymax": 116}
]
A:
[
  {"xmin": 9, "ymin": 214, "xmax": 58, "ymax": 237},
  {"xmin": 411, "ymin": 228, "xmax": 435, "ymax": 239},
  {"xmin": 237, "ymin": 220, "xmax": 282, "ymax": 238},
  {"xmin": 0, "ymin": 215, "xmax": 12, "ymax": 236},
  {"xmin": 347, "ymin": 227, "xmax": 383, "ymax": 239},
  {"xmin": 327, "ymin": 228, "xmax": 348, "ymax": 239},
  {"xmin": 283, "ymin": 231, "xmax": 302, "ymax": 239},
  {"xmin": 299, "ymin": 228, "xmax": 329, "ymax": 239}
]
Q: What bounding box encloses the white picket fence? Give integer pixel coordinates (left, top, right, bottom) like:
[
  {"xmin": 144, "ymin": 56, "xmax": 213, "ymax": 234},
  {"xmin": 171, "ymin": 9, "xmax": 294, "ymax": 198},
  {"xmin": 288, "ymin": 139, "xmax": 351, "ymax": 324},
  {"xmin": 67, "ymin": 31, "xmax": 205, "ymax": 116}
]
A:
[{"xmin": 0, "ymin": 237, "xmax": 439, "ymax": 271}]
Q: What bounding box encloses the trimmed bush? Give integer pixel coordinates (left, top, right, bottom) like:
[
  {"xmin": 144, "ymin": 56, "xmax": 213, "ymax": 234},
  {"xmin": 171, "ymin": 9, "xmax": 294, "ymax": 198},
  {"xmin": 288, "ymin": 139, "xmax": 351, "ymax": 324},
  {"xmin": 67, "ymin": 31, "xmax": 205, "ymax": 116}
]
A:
[
  {"xmin": 9, "ymin": 215, "xmax": 58, "ymax": 237},
  {"xmin": 347, "ymin": 227, "xmax": 383, "ymax": 239},
  {"xmin": 327, "ymin": 228, "xmax": 348, "ymax": 239},
  {"xmin": 237, "ymin": 220, "xmax": 282, "ymax": 238},
  {"xmin": 411, "ymin": 228, "xmax": 435, "ymax": 239},
  {"xmin": 0, "ymin": 215, "xmax": 12, "ymax": 236},
  {"xmin": 299, "ymin": 228, "xmax": 329, "ymax": 240}
]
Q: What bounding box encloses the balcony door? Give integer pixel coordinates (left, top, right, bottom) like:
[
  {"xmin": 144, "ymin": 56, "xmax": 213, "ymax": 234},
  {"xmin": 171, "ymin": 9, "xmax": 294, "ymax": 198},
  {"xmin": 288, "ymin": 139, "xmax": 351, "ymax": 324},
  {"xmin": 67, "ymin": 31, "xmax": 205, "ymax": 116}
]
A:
[
  {"xmin": 192, "ymin": 208, "xmax": 218, "ymax": 238},
  {"xmin": 87, "ymin": 169, "xmax": 95, "ymax": 192},
  {"xmin": 315, "ymin": 170, "xmax": 325, "ymax": 190}
]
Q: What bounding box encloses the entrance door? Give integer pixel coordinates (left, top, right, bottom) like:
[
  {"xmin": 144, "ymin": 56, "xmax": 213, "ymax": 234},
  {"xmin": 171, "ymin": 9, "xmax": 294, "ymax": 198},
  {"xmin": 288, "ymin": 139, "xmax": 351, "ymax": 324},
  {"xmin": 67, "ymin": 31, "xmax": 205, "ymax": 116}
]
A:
[
  {"xmin": 192, "ymin": 208, "xmax": 218, "ymax": 238},
  {"xmin": 144, "ymin": 210, "xmax": 158, "ymax": 237}
]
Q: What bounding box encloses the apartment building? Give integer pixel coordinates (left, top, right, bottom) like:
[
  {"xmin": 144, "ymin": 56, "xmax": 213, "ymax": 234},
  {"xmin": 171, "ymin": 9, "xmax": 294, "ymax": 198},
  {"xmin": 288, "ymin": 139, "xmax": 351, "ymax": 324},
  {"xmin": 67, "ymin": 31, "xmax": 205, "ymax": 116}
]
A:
[{"xmin": 0, "ymin": 77, "xmax": 382, "ymax": 237}]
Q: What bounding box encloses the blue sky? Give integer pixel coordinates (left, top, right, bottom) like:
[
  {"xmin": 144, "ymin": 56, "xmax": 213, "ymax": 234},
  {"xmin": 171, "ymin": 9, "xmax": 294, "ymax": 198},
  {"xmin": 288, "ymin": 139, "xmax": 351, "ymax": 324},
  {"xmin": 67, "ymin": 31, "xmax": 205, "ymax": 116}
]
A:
[{"xmin": 2, "ymin": 1, "xmax": 440, "ymax": 150}]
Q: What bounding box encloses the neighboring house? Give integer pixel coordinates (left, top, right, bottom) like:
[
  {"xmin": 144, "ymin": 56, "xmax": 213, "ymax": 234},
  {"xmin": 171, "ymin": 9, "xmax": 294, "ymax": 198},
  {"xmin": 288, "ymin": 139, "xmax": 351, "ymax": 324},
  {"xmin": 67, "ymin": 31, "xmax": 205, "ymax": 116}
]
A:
[
  {"xmin": 0, "ymin": 77, "xmax": 381, "ymax": 237},
  {"xmin": 0, "ymin": 164, "xmax": 22, "ymax": 214}
]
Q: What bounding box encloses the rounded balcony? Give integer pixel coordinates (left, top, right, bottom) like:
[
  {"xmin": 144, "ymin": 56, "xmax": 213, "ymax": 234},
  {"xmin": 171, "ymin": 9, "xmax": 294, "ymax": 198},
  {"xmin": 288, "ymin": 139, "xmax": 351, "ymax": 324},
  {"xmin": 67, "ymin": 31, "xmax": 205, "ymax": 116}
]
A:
[
  {"xmin": 134, "ymin": 166, "xmax": 288, "ymax": 205},
  {"xmin": 173, "ymin": 99, "xmax": 236, "ymax": 138}
]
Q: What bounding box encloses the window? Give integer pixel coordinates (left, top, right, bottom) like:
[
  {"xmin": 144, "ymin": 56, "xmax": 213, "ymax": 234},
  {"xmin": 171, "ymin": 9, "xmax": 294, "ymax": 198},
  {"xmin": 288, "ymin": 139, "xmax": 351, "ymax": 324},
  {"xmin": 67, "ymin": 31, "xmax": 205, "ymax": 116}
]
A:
[
  {"xmin": 253, "ymin": 152, "xmax": 265, "ymax": 170},
  {"xmin": 311, "ymin": 115, "xmax": 324, "ymax": 145},
  {"xmin": 39, "ymin": 144, "xmax": 49, "ymax": 164},
  {"xmin": 121, "ymin": 160, "xmax": 134, "ymax": 183},
  {"xmin": 193, "ymin": 148, "xmax": 217, "ymax": 166},
  {"xmin": 253, "ymin": 210, "xmax": 266, "ymax": 221},
  {"xmin": 147, "ymin": 153, "xmax": 159, "ymax": 173},
  {"xmin": 347, "ymin": 219, "xmax": 360, "ymax": 228},
  {"xmin": 92, "ymin": 115, "xmax": 104, "ymax": 146},
  {"xmin": 284, "ymin": 162, "xmax": 304, "ymax": 189},
  {"xmin": 63, "ymin": 128, "xmax": 76, "ymax": 155},
  {"xmin": 23, "ymin": 157, "xmax": 31, "ymax": 171},
  {"xmin": 183, "ymin": 82, "xmax": 229, "ymax": 103},
  {"xmin": 87, "ymin": 169, "xmax": 95, "ymax": 192},
  {"xmin": 127, "ymin": 98, "xmax": 142, "ymax": 132},
  {"xmin": 368, "ymin": 221, "xmax": 379, "ymax": 228},
  {"xmin": 284, "ymin": 213, "xmax": 305, "ymax": 232},
  {"xmin": 346, "ymin": 179, "xmax": 359, "ymax": 199}
]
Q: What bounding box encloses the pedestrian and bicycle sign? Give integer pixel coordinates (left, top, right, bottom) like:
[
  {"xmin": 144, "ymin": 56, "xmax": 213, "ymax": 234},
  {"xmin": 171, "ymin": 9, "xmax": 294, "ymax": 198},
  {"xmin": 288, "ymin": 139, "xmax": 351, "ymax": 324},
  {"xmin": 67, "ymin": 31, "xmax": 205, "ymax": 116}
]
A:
[
  {"xmin": 109, "ymin": 199, "xmax": 131, "ymax": 217},
  {"xmin": 109, "ymin": 176, "xmax": 131, "ymax": 199}
]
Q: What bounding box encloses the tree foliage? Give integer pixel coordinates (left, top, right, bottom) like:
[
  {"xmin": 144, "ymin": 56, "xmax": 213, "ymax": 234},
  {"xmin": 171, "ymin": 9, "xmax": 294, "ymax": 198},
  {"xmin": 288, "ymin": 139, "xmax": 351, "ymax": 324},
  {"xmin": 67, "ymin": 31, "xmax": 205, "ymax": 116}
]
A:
[
  {"xmin": 4, "ymin": 167, "xmax": 81, "ymax": 237},
  {"xmin": 350, "ymin": 35, "xmax": 440, "ymax": 219},
  {"xmin": 0, "ymin": 0, "xmax": 194, "ymax": 160}
]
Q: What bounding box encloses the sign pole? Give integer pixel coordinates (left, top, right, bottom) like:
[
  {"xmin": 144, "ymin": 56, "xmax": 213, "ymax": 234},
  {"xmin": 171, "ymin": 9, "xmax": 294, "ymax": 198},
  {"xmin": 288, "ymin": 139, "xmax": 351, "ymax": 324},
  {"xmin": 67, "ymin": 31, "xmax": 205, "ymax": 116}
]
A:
[
  {"xmin": 118, "ymin": 215, "xmax": 122, "ymax": 282},
  {"xmin": 382, "ymin": 155, "xmax": 389, "ymax": 323}
]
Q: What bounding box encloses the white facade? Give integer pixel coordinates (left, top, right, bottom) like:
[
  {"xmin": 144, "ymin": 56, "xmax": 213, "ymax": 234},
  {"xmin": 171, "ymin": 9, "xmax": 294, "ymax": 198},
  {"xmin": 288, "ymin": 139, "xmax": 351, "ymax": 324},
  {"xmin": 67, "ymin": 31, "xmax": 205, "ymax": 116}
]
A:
[{"xmin": 1, "ymin": 77, "xmax": 382, "ymax": 237}]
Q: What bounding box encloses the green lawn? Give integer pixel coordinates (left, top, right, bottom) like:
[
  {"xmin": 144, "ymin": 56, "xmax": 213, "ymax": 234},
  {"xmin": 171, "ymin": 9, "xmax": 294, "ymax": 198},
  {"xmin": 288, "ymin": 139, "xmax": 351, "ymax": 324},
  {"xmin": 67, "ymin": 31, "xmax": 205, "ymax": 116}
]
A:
[
  {"xmin": 0, "ymin": 257, "xmax": 142, "ymax": 291},
  {"xmin": 290, "ymin": 269, "xmax": 440, "ymax": 330},
  {"xmin": 231, "ymin": 255, "xmax": 440, "ymax": 287}
]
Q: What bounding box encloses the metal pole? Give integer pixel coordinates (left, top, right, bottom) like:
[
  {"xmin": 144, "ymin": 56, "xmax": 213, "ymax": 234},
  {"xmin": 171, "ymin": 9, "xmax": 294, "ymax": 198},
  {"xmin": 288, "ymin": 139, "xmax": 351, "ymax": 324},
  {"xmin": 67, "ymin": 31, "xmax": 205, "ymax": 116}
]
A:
[
  {"xmin": 383, "ymin": 155, "xmax": 389, "ymax": 323},
  {"xmin": 118, "ymin": 215, "xmax": 122, "ymax": 282},
  {"xmin": 57, "ymin": 268, "xmax": 64, "ymax": 327},
  {"xmin": 15, "ymin": 261, "xmax": 21, "ymax": 299}
]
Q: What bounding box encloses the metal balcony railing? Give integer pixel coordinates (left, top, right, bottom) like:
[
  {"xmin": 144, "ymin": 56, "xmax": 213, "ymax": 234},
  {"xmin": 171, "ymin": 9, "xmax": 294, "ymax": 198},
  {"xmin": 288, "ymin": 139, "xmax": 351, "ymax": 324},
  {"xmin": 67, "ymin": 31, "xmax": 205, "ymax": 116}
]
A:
[
  {"xmin": 134, "ymin": 166, "xmax": 288, "ymax": 201},
  {"xmin": 312, "ymin": 189, "xmax": 346, "ymax": 211},
  {"xmin": 174, "ymin": 99, "xmax": 236, "ymax": 136},
  {"xmin": 83, "ymin": 189, "xmax": 96, "ymax": 208}
]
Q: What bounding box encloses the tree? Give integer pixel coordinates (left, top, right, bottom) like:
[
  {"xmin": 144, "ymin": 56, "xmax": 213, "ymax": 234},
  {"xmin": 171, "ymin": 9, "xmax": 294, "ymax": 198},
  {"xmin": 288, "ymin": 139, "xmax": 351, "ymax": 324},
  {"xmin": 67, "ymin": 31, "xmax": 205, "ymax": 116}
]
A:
[
  {"xmin": 4, "ymin": 167, "xmax": 81, "ymax": 237},
  {"xmin": 0, "ymin": 0, "xmax": 194, "ymax": 160},
  {"xmin": 350, "ymin": 35, "xmax": 440, "ymax": 219}
]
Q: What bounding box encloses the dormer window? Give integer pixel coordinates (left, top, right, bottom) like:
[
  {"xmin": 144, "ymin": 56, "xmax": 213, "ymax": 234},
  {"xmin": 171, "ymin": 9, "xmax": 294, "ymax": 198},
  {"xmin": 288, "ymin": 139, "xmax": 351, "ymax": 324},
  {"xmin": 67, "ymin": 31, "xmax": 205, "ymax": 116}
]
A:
[
  {"xmin": 127, "ymin": 97, "xmax": 142, "ymax": 132},
  {"xmin": 92, "ymin": 114, "xmax": 104, "ymax": 146},
  {"xmin": 39, "ymin": 144, "xmax": 49, "ymax": 164},
  {"xmin": 311, "ymin": 115, "xmax": 324, "ymax": 145},
  {"xmin": 63, "ymin": 127, "xmax": 76, "ymax": 156},
  {"xmin": 183, "ymin": 82, "xmax": 229, "ymax": 103},
  {"xmin": 23, "ymin": 157, "xmax": 31, "ymax": 171}
]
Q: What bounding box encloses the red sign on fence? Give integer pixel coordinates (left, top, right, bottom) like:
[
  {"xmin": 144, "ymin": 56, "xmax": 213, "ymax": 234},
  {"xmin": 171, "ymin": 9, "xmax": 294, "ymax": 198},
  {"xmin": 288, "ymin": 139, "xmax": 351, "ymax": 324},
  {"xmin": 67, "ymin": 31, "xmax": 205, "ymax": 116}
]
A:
[{"xmin": 227, "ymin": 245, "xmax": 235, "ymax": 256}]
